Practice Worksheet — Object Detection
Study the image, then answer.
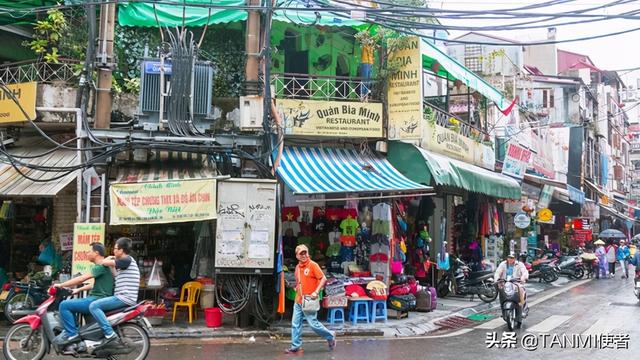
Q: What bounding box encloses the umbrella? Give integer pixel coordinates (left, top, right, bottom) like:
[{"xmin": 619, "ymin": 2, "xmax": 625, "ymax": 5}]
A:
[
  {"xmin": 599, "ymin": 229, "xmax": 626, "ymax": 239},
  {"xmin": 593, "ymin": 240, "xmax": 605, "ymax": 245}
]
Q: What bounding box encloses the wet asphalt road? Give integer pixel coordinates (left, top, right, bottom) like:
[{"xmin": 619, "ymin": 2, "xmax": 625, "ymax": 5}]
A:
[
  {"xmin": 147, "ymin": 276, "xmax": 640, "ymax": 360},
  {"xmin": 3, "ymin": 275, "xmax": 639, "ymax": 359}
]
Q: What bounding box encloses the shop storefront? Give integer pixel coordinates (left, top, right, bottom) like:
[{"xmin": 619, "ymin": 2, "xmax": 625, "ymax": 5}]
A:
[
  {"xmin": 107, "ymin": 164, "xmax": 220, "ymax": 306},
  {"xmin": 0, "ymin": 138, "xmax": 78, "ymax": 282},
  {"xmin": 275, "ymin": 145, "xmax": 433, "ymax": 292},
  {"xmin": 388, "ymin": 141, "xmax": 521, "ymax": 270}
]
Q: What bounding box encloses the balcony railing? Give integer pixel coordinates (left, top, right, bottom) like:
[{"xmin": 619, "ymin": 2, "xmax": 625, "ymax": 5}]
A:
[
  {"xmin": 423, "ymin": 101, "xmax": 490, "ymax": 139},
  {"xmin": 270, "ymin": 73, "xmax": 378, "ymax": 102},
  {"xmin": 0, "ymin": 58, "xmax": 81, "ymax": 85}
]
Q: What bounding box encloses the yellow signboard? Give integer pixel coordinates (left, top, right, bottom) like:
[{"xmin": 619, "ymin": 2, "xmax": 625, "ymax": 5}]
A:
[
  {"xmin": 278, "ymin": 99, "xmax": 383, "ymax": 138},
  {"xmin": 538, "ymin": 208, "xmax": 554, "ymax": 223},
  {"xmin": 421, "ymin": 122, "xmax": 495, "ymax": 170},
  {"xmin": 72, "ymin": 223, "xmax": 105, "ymax": 275},
  {"xmin": 0, "ymin": 82, "xmax": 37, "ymax": 123},
  {"xmin": 387, "ymin": 36, "xmax": 423, "ymax": 140},
  {"xmin": 109, "ymin": 179, "xmax": 217, "ymax": 225}
]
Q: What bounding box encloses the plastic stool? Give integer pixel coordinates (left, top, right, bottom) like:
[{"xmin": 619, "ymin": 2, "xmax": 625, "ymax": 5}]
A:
[
  {"xmin": 327, "ymin": 308, "xmax": 345, "ymax": 325},
  {"xmin": 349, "ymin": 300, "xmax": 370, "ymax": 325},
  {"xmin": 369, "ymin": 300, "xmax": 387, "ymax": 323}
]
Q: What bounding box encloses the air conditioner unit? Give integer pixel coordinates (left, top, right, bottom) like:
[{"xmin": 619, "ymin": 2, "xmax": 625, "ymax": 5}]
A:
[
  {"xmin": 137, "ymin": 58, "xmax": 214, "ymax": 132},
  {"xmin": 239, "ymin": 95, "xmax": 264, "ymax": 130}
]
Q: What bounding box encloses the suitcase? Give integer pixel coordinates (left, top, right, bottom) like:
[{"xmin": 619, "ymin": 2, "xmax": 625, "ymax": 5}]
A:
[
  {"xmin": 427, "ymin": 287, "xmax": 437, "ymax": 311},
  {"xmin": 414, "ymin": 290, "xmax": 432, "ymax": 312},
  {"xmin": 387, "ymin": 294, "xmax": 416, "ymax": 312}
]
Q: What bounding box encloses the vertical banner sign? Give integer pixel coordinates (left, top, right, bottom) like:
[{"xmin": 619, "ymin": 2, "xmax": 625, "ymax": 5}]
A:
[
  {"xmin": 72, "ymin": 223, "xmax": 105, "ymax": 275},
  {"xmin": 387, "ymin": 36, "xmax": 423, "ymax": 140},
  {"xmin": 0, "ymin": 82, "xmax": 37, "ymax": 124},
  {"xmin": 502, "ymin": 143, "xmax": 532, "ymax": 179},
  {"xmin": 538, "ymin": 185, "xmax": 554, "ymax": 209}
]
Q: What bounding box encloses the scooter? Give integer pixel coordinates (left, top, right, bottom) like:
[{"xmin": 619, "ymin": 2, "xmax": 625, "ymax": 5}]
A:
[
  {"xmin": 521, "ymin": 255, "xmax": 558, "ymax": 283},
  {"xmin": 551, "ymin": 255, "xmax": 585, "ymax": 280},
  {"xmin": 497, "ymin": 278, "xmax": 528, "ymax": 331},
  {"xmin": 437, "ymin": 257, "xmax": 497, "ymax": 303},
  {"xmin": 2, "ymin": 278, "xmax": 52, "ymax": 323},
  {"xmin": 2, "ymin": 287, "xmax": 151, "ymax": 360}
]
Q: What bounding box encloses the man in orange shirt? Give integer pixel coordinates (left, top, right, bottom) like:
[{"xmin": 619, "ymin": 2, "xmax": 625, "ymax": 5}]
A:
[{"xmin": 285, "ymin": 245, "xmax": 336, "ymax": 355}]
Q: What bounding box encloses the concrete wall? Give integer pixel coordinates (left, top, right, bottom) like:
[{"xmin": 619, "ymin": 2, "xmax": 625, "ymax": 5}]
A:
[{"xmin": 51, "ymin": 183, "xmax": 77, "ymax": 250}]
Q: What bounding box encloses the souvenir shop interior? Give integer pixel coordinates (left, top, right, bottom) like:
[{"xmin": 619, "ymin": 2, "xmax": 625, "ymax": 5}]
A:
[{"xmin": 279, "ymin": 186, "xmax": 509, "ymax": 316}]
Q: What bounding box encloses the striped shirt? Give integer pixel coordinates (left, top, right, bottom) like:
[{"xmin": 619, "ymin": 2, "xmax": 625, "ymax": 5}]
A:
[{"xmin": 114, "ymin": 255, "xmax": 140, "ymax": 305}]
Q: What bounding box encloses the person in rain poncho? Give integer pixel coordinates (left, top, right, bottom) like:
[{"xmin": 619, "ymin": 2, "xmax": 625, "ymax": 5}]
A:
[{"xmin": 594, "ymin": 240, "xmax": 607, "ymax": 279}]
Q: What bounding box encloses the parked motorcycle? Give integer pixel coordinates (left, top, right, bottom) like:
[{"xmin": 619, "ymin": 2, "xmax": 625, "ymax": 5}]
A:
[
  {"xmin": 437, "ymin": 257, "xmax": 497, "ymax": 303},
  {"xmin": 551, "ymin": 255, "xmax": 585, "ymax": 280},
  {"xmin": 497, "ymin": 278, "xmax": 528, "ymax": 331},
  {"xmin": 521, "ymin": 255, "xmax": 558, "ymax": 283},
  {"xmin": 2, "ymin": 278, "xmax": 52, "ymax": 323},
  {"xmin": 2, "ymin": 287, "xmax": 151, "ymax": 360}
]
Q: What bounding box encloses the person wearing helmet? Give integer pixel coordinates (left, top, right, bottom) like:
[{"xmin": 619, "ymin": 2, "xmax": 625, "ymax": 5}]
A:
[{"xmin": 495, "ymin": 253, "xmax": 529, "ymax": 309}]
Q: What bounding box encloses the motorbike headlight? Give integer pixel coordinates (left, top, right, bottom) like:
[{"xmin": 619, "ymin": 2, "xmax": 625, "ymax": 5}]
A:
[{"xmin": 504, "ymin": 283, "xmax": 516, "ymax": 296}]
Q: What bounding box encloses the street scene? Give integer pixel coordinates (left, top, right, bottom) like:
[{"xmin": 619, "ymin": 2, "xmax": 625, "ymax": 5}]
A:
[{"xmin": 1, "ymin": 0, "xmax": 640, "ymax": 359}]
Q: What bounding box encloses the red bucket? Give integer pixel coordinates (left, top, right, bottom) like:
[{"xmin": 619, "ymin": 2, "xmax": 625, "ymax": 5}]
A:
[{"xmin": 204, "ymin": 308, "xmax": 222, "ymax": 328}]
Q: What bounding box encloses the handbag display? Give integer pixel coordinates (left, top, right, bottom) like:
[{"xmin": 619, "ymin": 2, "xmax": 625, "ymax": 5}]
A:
[{"xmin": 297, "ymin": 266, "xmax": 320, "ymax": 313}]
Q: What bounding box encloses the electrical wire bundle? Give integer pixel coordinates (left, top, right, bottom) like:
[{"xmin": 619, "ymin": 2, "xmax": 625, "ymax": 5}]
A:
[
  {"xmin": 215, "ymin": 274, "xmax": 274, "ymax": 325},
  {"xmin": 164, "ymin": 27, "xmax": 206, "ymax": 137}
]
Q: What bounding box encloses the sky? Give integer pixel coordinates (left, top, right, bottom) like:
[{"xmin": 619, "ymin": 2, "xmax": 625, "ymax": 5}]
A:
[{"xmin": 430, "ymin": 0, "xmax": 640, "ymax": 85}]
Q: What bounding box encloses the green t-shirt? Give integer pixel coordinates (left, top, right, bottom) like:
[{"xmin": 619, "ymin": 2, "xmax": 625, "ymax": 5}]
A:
[
  {"xmin": 340, "ymin": 218, "xmax": 359, "ymax": 237},
  {"xmin": 89, "ymin": 265, "xmax": 114, "ymax": 298}
]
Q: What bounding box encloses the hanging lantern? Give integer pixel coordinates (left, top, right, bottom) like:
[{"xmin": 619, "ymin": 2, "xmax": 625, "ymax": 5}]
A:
[
  {"xmin": 454, "ymin": 79, "xmax": 463, "ymax": 90},
  {"xmin": 431, "ymin": 61, "xmax": 441, "ymax": 73}
]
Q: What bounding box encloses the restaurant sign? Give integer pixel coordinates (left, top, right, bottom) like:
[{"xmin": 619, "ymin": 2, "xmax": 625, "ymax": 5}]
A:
[
  {"xmin": 278, "ymin": 99, "xmax": 383, "ymax": 138},
  {"xmin": 387, "ymin": 36, "xmax": 423, "ymax": 140},
  {"xmin": 110, "ymin": 179, "xmax": 217, "ymax": 225}
]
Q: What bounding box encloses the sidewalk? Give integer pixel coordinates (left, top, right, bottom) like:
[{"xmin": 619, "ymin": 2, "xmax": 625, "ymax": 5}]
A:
[{"xmin": 0, "ymin": 278, "xmax": 571, "ymax": 341}]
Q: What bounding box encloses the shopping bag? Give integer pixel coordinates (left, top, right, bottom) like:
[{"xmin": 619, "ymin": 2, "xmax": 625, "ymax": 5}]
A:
[{"xmin": 146, "ymin": 259, "xmax": 164, "ymax": 288}]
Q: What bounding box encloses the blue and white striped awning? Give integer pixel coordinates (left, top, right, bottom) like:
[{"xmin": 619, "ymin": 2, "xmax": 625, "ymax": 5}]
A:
[{"xmin": 277, "ymin": 146, "xmax": 432, "ymax": 195}]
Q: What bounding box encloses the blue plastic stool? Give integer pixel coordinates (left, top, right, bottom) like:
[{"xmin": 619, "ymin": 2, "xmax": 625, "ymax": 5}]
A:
[
  {"xmin": 349, "ymin": 300, "xmax": 370, "ymax": 325},
  {"xmin": 327, "ymin": 307, "xmax": 345, "ymax": 325},
  {"xmin": 369, "ymin": 300, "xmax": 387, "ymax": 323}
]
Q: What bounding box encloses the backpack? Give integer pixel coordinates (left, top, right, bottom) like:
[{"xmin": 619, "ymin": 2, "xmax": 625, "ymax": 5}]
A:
[{"xmin": 388, "ymin": 294, "xmax": 416, "ymax": 312}]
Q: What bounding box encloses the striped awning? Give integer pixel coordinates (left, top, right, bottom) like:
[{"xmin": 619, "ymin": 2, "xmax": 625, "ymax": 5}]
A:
[{"xmin": 277, "ymin": 146, "xmax": 432, "ymax": 195}]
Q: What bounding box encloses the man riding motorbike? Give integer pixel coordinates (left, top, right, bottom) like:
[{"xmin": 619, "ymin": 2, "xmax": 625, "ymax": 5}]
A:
[
  {"xmin": 88, "ymin": 237, "xmax": 140, "ymax": 347},
  {"xmin": 495, "ymin": 253, "xmax": 529, "ymax": 314},
  {"xmin": 53, "ymin": 243, "xmax": 114, "ymax": 344}
]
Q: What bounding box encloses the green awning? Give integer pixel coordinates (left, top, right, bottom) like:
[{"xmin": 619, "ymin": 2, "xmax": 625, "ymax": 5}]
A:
[
  {"xmin": 421, "ymin": 40, "xmax": 509, "ymax": 111},
  {"xmin": 118, "ymin": 0, "xmax": 366, "ymax": 28},
  {"xmin": 118, "ymin": 0, "xmax": 248, "ymax": 27},
  {"xmin": 387, "ymin": 141, "xmax": 521, "ymax": 200},
  {"xmin": 0, "ymin": 0, "xmax": 59, "ymax": 25}
]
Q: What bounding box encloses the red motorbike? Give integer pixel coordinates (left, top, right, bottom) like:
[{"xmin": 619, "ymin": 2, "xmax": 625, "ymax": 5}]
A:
[{"xmin": 3, "ymin": 287, "xmax": 151, "ymax": 360}]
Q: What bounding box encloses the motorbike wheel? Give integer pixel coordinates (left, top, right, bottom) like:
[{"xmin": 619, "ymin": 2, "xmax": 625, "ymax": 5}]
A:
[
  {"xmin": 506, "ymin": 309, "xmax": 517, "ymax": 331},
  {"xmin": 2, "ymin": 323, "xmax": 47, "ymax": 360},
  {"xmin": 542, "ymin": 271, "xmax": 558, "ymax": 283},
  {"xmin": 478, "ymin": 284, "xmax": 498, "ymax": 303},
  {"xmin": 115, "ymin": 323, "xmax": 150, "ymax": 360},
  {"xmin": 436, "ymin": 278, "xmax": 451, "ymax": 298},
  {"xmin": 4, "ymin": 293, "xmax": 36, "ymax": 323},
  {"xmin": 570, "ymin": 267, "xmax": 585, "ymax": 280}
]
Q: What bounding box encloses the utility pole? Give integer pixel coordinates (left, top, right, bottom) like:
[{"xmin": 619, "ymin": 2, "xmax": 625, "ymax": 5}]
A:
[
  {"xmin": 95, "ymin": 1, "xmax": 116, "ymax": 129},
  {"xmin": 245, "ymin": 0, "xmax": 261, "ymax": 95}
]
